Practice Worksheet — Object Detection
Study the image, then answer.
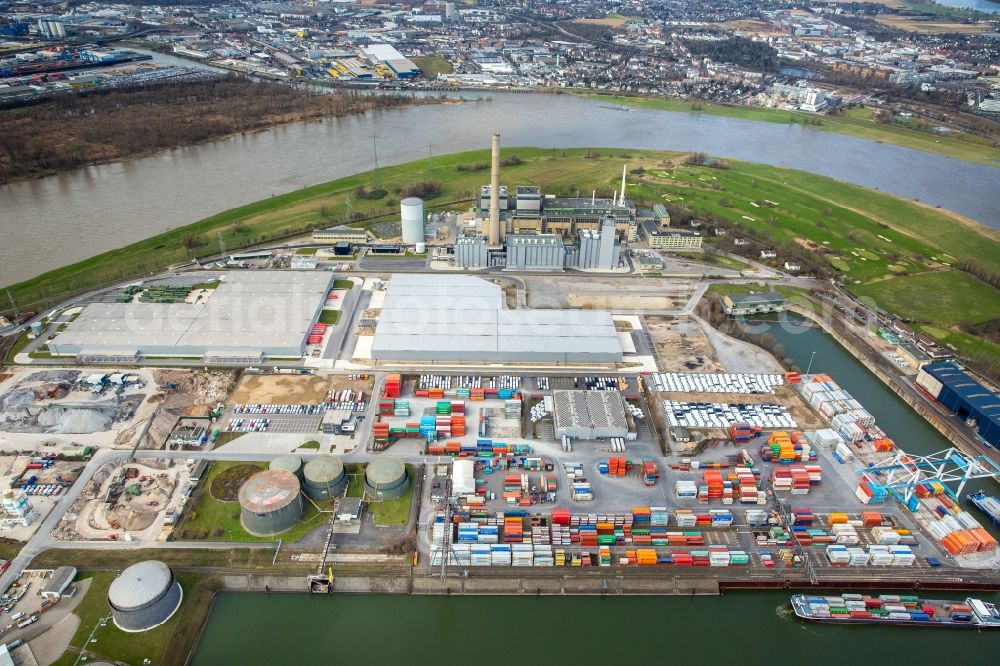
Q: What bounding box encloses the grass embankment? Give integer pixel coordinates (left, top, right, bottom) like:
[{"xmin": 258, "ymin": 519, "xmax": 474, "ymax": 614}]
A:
[
  {"xmin": 631, "ymin": 158, "xmax": 1000, "ymax": 362},
  {"xmin": 29, "ymin": 548, "xmax": 309, "ymax": 571},
  {"xmin": 174, "ymin": 461, "xmax": 330, "ymax": 543},
  {"xmin": 578, "ymin": 93, "xmax": 1000, "ymax": 167},
  {"xmin": 3, "ymin": 147, "xmax": 656, "ymax": 311},
  {"xmin": 332, "ymin": 279, "xmax": 355, "ymax": 290},
  {"xmin": 411, "ymin": 55, "xmax": 454, "ymax": 79},
  {"xmin": 51, "ymin": 571, "xmax": 217, "ymax": 666},
  {"xmin": 7, "ymin": 148, "xmax": 999, "ymax": 364}
]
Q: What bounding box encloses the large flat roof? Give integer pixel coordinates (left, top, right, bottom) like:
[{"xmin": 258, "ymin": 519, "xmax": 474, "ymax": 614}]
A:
[
  {"xmin": 371, "ymin": 274, "xmax": 622, "ymax": 363},
  {"xmin": 51, "ymin": 272, "xmax": 332, "ymax": 358}
]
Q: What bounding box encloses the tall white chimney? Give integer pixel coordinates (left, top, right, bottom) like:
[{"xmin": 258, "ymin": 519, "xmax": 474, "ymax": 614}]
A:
[
  {"xmin": 620, "ymin": 164, "xmax": 627, "ymax": 205},
  {"xmin": 489, "ymin": 133, "xmax": 501, "ymax": 246}
]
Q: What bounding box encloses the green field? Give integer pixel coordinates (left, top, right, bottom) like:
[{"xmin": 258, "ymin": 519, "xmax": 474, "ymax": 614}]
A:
[
  {"xmin": 411, "ymin": 55, "xmax": 454, "ymax": 79},
  {"xmin": 52, "ymin": 571, "xmax": 215, "ymax": 666},
  {"xmin": 318, "ymin": 309, "xmax": 341, "ymax": 325},
  {"xmin": 175, "ymin": 461, "xmax": 330, "ymax": 543},
  {"xmin": 851, "ymin": 271, "xmax": 1000, "ymax": 326},
  {"xmin": 578, "ymin": 93, "xmax": 1000, "ymax": 167}
]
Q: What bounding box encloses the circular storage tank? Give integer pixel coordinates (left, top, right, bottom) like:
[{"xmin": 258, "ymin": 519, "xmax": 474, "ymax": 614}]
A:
[
  {"xmin": 415, "ymin": 241, "xmax": 427, "ymax": 254},
  {"xmin": 238, "ymin": 470, "xmax": 303, "ymax": 536},
  {"xmin": 400, "ymin": 197, "xmax": 424, "ymax": 245},
  {"xmin": 365, "ymin": 456, "xmax": 409, "ymax": 500},
  {"xmin": 302, "ymin": 456, "xmax": 347, "ymax": 500},
  {"xmin": 269, "ymin": 454, "xmax": 303, "ymax": 481},
  {"xmin": 108, "ymin": 561, "xmax": 183, "ymax": 632}
]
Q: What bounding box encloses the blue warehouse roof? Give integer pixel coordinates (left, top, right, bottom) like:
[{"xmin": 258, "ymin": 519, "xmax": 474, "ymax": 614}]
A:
[{"xmin": 923, "ymin": 362, "xmax": 1000, "ymax": 440}]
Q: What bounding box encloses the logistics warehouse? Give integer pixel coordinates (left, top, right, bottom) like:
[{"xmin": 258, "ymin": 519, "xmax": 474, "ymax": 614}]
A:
[
  {"xmin": 48, "ymin": 272, "xmax": 333, "ymax": 362},
  {"xmin": 370, "ymin": 274, "xmax": 623, "ymax": 364}
]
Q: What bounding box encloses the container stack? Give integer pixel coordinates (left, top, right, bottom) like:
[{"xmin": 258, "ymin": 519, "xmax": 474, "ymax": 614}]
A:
[
  {"xmin": 373, "ymin": 422, "xmax": 389, "ymax": 448},
  {"xmin": 832, "ymin": 441, "xmax": 855, "ymax": 463},
  {"xmin": 728, "ymin": 423, "xmax": 761, "ymax": 443},
  {"xmin": 505, "ymin": 400, "xmax": 522, "ymax": 418},
  {"xmin": 393, "ymin": 400, "xmax": 409, "ymax": 417},
  {"xmin": 675, "ymin": 479, "xmax": 697, "ymax": 499},
  {"xmin": 735, "ymin": 467, "xmax": 760, "ymax": 504},
  {"xmin": 384, "ymin": 373, "xmax": 401, "ymax": 398}
]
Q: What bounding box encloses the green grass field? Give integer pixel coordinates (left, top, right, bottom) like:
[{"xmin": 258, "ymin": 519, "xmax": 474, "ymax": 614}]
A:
[
  {"xmin": 579, "ymin": 93, "xmax": 1000, "ymax": 167},
  {"xmin": 318, "ymin": 309, "xmax": 341, "ymax": 325},
  {"xmin": 51, "ymin": 571, "xmax": 215, "ymax": 666},
  {"xmin": 851, "ymin": 271, "xmax": 1000, "ymax": 326},
  {"xmin": 175, "ymin": 461, "xmax": 330, "ymax": 543},
  {"xmin": 411, "ymin": 55, "xmax": 454, "ymax": 79}
]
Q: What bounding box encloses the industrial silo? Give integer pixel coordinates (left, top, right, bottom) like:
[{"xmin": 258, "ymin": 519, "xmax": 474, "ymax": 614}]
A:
[
  {"xmin": 364, "ymin": 456, "xmax": 409, "ymax": 500},
  {"xmin": 400, "ymin": 197, "xmax": 424, "ymax": 245},
  {"xmin": 238, "ymin": 470, "xmax": 303, "ymax": 536},
  {"xmin": 302, "ymin": 456, "xmax": 347, "ymax": 500},
  {"xmin": 269, "ymin": 454, "xmax": 303, "ymax": 481},
  {"xmin": 108, "ymin": 561, "xmax": 183, "ymax": 632}
]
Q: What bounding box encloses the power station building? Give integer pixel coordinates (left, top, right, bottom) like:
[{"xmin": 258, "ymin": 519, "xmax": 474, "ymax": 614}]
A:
[
  {"xmin": 370, "ymin": 274, "xmax": 623, "ymax": 364},
  {"xmin": 48, "ymin": 272, "xmax": 333, "ymax": 363},
  {"xmin": 108, "ymin": 561, "xmax": 183, "ymax": 632},
  {"xmin": 456, "ymin": 134, "xmax": 629, "ymax": 271},
  {"xmin": 239, "ymin": 469, "xmax": 304, "ymax": 536}
]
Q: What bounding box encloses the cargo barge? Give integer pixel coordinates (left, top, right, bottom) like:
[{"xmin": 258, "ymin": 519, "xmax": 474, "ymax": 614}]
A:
[
  {"xmin": 791, "ymin": 593, "xmax": 1000, "ymax": 627},
  {"xmin": 969, "ymin": 491, "xmax": 1000, "ymax": 528}
]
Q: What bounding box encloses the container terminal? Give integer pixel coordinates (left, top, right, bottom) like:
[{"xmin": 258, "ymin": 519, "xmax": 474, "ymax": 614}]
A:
[{"xmin": 2, "ymin": 134, "xmax": 1000, "ymax": 605}]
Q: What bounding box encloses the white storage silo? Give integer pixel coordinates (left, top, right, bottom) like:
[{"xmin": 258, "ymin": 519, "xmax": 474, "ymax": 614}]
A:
[{"xmin": 400, "ymin": 197, "xmax": 424, "ymax": 245}]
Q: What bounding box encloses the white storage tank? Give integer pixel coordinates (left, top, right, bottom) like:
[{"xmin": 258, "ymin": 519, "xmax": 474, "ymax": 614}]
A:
[
  {"xmin": 400, "ymin": 197, "xmax": 424, "ymax": 245},
  {"xmin": 415, "ymin": 241, "xmax": 426, "ymax": 254}
]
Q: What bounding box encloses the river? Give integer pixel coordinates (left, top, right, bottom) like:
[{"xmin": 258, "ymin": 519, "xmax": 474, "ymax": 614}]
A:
[
  {"xmin": 191, "ymin": 320, "xmax": 1000, "ymax": 664},
  {"xmin": 3, "ymin": 75, "xmax": 1000, "ymax": 285},
  {"xmin": 934, "ymin": 0, "xmax": 1000, "ymax": 13}
]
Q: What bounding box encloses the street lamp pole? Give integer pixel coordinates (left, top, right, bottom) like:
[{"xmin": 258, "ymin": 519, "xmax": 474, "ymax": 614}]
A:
[{"xmin": 805, "ymin": 351, "xmax": 817, "ymax": 375}]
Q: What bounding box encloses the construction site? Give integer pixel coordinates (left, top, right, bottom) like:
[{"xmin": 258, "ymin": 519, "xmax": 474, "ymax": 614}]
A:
[{"xmin": 53, "ymin": 457, "xmax": 196, "ymax": 543}]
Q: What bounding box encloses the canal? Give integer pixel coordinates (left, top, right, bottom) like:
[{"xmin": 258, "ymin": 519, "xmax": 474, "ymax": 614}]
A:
[{"xmin": 192, "ymin": 322, "xmax": 1000, "ymax": 664}]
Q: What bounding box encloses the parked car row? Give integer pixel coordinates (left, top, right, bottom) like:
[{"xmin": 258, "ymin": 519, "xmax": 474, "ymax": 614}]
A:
[
  {"xmin": 232, "ymin": 403, "xmax": 322, "ymax": 415},
  {"xmin": 225, "ymin": 418, "xmax": 270, "ymax": 433},
  {"xmin": 24, "ymin": 484, "xmax": 62, "ymax": 496}
]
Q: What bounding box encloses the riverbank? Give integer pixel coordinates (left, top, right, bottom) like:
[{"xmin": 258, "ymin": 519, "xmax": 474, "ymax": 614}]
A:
[
  {"xmin": 10, "ymin": 147, "xmax": 998, "ymax": 365},
  {"xmin": 0, "ymin": 77, "xmax": 438, "ymax": 185},
  {"xmin": 575, "ymin": 92, "xmax": 1000, "ymax": 167}
]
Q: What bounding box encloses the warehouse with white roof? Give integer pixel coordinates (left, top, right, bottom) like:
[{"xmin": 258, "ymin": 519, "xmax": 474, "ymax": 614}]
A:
[
  {"xmin": 49, "ymin": 272, "xmax": 333, "ymax": 362},
  {"xmin": 370, "ymin": 274, "xmax": 622, "ymax": 363}
]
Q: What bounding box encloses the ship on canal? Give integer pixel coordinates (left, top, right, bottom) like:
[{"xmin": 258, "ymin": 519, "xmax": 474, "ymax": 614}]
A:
[
  {"xmin": 791, "ymin": 593, "xmax": 1000, "ymax": 628},
  {"xmin": 969, "ymin": 491, "xmax": 1000, "ymax": 528}
]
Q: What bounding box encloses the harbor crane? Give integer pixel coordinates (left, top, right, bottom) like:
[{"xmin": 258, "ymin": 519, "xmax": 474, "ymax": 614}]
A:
[{"xmin": 858, "ymin": 447, "xmax": 1000, "ymax": 511}]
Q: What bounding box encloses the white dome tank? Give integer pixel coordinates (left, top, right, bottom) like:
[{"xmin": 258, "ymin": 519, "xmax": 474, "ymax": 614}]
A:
[{"xmin": 400, "ymin": 197, "xmax": 424, "ymax": 245}]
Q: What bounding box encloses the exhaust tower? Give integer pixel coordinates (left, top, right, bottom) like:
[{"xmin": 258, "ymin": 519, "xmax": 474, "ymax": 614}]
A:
[{"xmin": 489, "ymin": 133, "xmax": 501, "ymax": 246}]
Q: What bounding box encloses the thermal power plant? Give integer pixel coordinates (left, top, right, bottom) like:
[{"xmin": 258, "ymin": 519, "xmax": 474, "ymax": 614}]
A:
[
  {"xmin": 365, "ymin": 456, "xmax": 409, "ymax": 500},
  {"xmin": 302, "ymin": 456, "xmax": 347, "ymax": 500},
  {"xmin": 400, "ymin": 197, "xmax": 424, "ymax": 244},
  {"xmin": 269, "ymin": 454, "xmax": 303, "ymax": 481},
  {"xmin": 238, "ymin": 469, "xmax": 303, "ymax": 536},
  {"xmin": 108, "ymin": 561, "xmax": 183, "ymax": 632},
  {"xmin": 489, "ymin": 133, "xmax": 501, "ymax": 246}
]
